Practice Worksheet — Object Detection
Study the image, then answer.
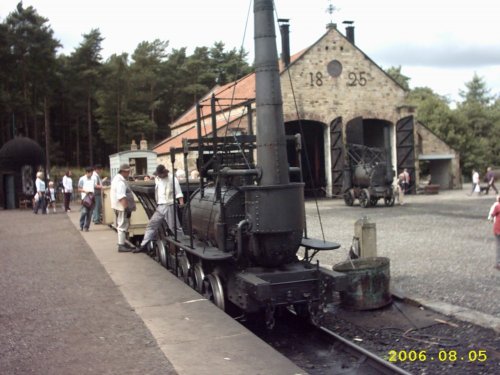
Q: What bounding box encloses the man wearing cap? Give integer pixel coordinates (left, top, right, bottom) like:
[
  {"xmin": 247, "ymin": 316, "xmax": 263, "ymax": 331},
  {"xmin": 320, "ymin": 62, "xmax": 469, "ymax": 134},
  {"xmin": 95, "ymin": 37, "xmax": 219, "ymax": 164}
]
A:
[
  {"xmin": 136, "ymin": 164, "xmax": 184, "ymax": 253},
  {"xmin": 110, "ymin": 163, "xmax": 136, "ymax": 252},
  {"xmin": 92, "ymin": 164, "xmax": 104, "ymax": 224}
]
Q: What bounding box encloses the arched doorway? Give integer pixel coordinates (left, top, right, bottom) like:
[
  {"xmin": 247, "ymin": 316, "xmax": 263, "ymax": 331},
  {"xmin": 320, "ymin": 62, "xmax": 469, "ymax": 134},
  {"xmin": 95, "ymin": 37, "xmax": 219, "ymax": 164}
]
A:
[{"xmin": 285, "ymin": 120, "xmax": 326, "ymax": 196}]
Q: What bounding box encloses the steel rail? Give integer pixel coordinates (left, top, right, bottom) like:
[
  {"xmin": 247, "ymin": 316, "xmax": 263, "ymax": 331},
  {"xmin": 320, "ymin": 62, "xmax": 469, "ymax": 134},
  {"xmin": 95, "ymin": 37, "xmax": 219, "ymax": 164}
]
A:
[{"xmin": 318, "ymin": 325, "xmax": 413, "ymax": 375}]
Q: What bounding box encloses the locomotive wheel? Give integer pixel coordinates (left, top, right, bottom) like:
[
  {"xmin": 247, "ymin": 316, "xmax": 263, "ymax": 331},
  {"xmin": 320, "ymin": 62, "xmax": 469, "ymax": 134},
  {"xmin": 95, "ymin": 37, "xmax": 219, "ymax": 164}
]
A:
[
  {"xmin": 343, "ymin": 190, "xmax": 354, "ymax": 206},
  {"xmin": 359, "ymin": 189, "xmax": 370, "ymax": 208},
  {"xmin": 177, "ymin": 254, "xmax": 191, "ymax": 284},
  {"xmin": 202, "ymin": 273, "xmax": 225, "ymax": 311},
  {"xmin": 193, "ymin": 263, "xmax": 205, "ymax": 292},
  {"xmin": 157, "ymin": 240, "xmax": 167, "ymax": 267},
  {"xmin": 384, "ymin": 195, "xmax": 395, "ymax": 207}
]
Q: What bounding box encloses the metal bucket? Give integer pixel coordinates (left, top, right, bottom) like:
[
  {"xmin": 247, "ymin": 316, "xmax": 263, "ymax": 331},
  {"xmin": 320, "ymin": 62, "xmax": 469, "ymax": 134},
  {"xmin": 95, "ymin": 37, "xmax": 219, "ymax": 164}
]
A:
[{"xmin": 333, "ymin": 257, "xmax": 392, "ymax": 310}]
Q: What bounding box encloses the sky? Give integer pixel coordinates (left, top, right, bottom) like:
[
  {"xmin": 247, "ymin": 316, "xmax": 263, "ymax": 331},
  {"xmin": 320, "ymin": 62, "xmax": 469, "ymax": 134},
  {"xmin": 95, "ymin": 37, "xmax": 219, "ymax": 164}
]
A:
[{"xmin": 1, "ymin": 0, "xmax": 499, "ymax": 104}]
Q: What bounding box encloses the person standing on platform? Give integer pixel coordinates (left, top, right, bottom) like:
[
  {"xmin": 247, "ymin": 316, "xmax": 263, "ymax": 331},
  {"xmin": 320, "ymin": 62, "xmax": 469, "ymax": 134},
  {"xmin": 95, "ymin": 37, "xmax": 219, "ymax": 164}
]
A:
[
  {"xmin": 33, "ymin": 171, "xmax": 46, "ymax": 214},
  {"xmin": 488, "ymin": 195, "xmax": 500, "ymax": 271},
  {"xmin": 136, "ymin": 165, "xmax": 184, "ymax": 253},
  {"xmin": 92, "ymin": 164, "xmax": 104, "ymax": 224},
  {"xmin": 110, "ymin": 163, "xmax": 136, "ymax": 252},
  {"xmin": 62, "ymin": 170, "xmax": 73, "ymax": 212},
  {"xmin": 78, "ymin": 166, "xmax": 96, "ymax": 232}
]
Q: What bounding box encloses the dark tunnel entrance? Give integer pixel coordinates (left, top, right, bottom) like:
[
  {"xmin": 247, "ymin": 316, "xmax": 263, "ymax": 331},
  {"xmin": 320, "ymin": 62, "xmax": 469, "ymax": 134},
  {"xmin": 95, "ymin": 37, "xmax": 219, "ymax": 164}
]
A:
[
  {"xmin": 346, "ymin": 117, "xmax": 392, "ymax": 149},
  {"xmin": 285, "ymin": 120, "xmax": 325, "ymax": 197}
]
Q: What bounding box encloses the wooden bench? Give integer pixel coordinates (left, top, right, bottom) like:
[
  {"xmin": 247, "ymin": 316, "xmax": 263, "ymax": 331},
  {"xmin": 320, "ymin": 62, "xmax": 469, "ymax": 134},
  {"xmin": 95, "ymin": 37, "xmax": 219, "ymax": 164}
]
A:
[
  {"xmin": 423, "ymin": 184, "xmax": 440, "ymax": 194},
  {"xmin": 18, "ymin": 195, "xmax": 31, "ymax": 209}
]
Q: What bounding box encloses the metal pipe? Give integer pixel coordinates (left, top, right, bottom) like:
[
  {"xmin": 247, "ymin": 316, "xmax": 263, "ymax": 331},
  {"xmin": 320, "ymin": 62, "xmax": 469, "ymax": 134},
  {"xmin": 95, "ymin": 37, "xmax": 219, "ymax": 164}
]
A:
[
  {"xmin": 236, "ymin": 219, "xmax": 250, "ymax": 260},
  {"xmin": 254, "ymin": 0, "xmax": 289, "ymax": 186},
  {"xmin": 295, "ymin": 133, "xmax": 307, "ymax": 238},
  {"xmin": 211, "ymin": 94, "xmax": 217, "ymax": 156},
  {"xmin": 170, "ymin": 147, "xmax": 178, "ymax": 243},
  {"xmin": 196, "ymin": 103, "xmax": 204, "ymax": 198},
  {"xmin": 183, "ymin": 139, "xmax": 194, "ymax": 249}
]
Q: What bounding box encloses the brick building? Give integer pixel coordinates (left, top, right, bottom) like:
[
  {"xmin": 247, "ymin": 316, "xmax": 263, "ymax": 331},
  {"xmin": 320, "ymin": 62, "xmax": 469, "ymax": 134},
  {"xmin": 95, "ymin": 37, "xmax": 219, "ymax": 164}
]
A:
[{"xmin": 154, "ymin": 23, "xmax": 461, "ymax": 195}]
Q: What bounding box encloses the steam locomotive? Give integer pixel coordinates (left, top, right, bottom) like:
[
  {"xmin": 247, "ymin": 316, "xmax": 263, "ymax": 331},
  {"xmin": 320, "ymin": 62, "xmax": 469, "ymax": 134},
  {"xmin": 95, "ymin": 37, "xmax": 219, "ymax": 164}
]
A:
[{"xmin": 131, "ymin": 0, "xmax": 347, "ymax": 327}]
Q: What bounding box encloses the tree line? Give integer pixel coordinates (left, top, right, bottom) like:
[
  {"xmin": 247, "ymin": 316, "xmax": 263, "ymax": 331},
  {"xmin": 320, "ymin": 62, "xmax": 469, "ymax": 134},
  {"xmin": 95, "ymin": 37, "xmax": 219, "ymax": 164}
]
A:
[
  {"xmin": 0, "ymin": 3, "xmax": 251, "ymax": 170},
  {"xmin": 386, "ymin": 66, "xmax": 500, "ymax": 177},
  {"xmin": 1, "ymin": 3, "xmax": 499, "ymax": 178}
]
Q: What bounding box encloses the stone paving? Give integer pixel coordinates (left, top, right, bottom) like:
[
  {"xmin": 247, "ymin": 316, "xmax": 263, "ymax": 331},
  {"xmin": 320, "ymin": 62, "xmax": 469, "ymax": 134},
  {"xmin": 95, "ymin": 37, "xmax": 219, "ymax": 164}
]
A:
[{"xmin": 303, "ymin": 185, "xmax": 500, "ymax": 319}]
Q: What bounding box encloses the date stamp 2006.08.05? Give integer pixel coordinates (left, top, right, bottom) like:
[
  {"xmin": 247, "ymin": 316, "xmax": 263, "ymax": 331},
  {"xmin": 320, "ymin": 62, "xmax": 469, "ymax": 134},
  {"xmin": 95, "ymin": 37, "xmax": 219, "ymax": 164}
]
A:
[{"xmin": 388, "ymin": 349, "xmax": 488, "ymax": 363}]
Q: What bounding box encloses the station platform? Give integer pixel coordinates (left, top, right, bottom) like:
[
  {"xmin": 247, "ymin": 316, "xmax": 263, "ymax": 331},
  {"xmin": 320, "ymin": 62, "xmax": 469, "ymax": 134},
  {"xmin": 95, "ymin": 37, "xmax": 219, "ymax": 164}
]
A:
[{"xmin": 0, "ymin": 207, "xmax": 304, "ymax": 375}]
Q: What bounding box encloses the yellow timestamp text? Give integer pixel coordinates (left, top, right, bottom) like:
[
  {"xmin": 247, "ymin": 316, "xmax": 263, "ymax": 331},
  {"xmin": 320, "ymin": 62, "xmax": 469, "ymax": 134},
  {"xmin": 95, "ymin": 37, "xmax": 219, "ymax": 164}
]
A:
[{"xmin": 388, "ymin": 349, "xmax": 488, "ymax": 363}]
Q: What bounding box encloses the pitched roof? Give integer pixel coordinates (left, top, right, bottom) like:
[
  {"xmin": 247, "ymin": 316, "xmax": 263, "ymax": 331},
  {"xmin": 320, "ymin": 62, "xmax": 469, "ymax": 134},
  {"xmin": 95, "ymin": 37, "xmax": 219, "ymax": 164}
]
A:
[{"xmin": 154, "ymin": 50, "xmax": 307, "ymax": 155}]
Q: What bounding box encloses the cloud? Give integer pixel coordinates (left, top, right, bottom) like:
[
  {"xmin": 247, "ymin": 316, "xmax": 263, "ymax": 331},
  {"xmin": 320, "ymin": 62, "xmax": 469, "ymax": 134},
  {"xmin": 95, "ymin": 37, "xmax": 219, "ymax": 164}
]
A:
[{"xmin": 374, "ymin": 43, "xmax": 500, "ymax": 68}]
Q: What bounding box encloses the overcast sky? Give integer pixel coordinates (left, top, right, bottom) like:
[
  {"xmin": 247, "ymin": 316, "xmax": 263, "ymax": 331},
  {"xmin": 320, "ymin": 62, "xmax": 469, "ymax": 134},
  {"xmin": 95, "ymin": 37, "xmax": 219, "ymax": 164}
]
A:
[{"xmin": 1, "ymin": 0, "xmax": 499, "ymax": 103}]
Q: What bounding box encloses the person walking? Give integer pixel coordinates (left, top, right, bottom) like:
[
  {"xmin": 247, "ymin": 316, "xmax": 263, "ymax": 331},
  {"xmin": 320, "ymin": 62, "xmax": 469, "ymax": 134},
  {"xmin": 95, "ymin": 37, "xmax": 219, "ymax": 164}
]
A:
[
  {"xmin": 485, "ymin": 167, "xmax": 498, "ymax": 195},
  {"xmin": 92, "ymin": 164, "xmax": 104, "ymax": 224},
  {"xmin": 136, "ymin": 165, "xmax": 184, "ymax": 253},
  {"xmin": 62, "ymin": 170, "xmax": 73, "ymax": 212},
  {"xmin": 78, "ymin": 166, "xmax": 96, "ymax": 232},
  {"xmin": 110, "ymin": 163, "xmax": 136, "ymax": 252},
  {"xmin": 46, "ymin": 181, "xmax": 57, "ymax": 214},
  {"xmin": 488, "ymin": 195, "xmax": 500, "ymax": 271},
  {"xmin": 33, "ymin": 171, "xmax": 47, "ymax": 214},
  {"xmin": 470, "ymin": 169, "xmax": 480, "ymax": 195}
]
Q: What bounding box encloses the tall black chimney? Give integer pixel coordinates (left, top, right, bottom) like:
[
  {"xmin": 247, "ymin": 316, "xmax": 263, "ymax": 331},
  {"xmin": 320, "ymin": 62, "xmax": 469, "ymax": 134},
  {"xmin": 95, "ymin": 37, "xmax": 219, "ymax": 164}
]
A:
[
  {"xmin": 343, "ymin": 21, "xmax": 355, "ymax": 45},
  {"xmin": 278, "ymin": 19, "xmax": 290, "ymax": 68}
]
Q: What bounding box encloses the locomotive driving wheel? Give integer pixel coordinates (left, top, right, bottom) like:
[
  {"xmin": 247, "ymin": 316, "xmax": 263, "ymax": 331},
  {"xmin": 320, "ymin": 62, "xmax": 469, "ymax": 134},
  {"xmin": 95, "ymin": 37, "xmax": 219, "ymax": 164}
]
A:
[
  {"xmin": 202, "ymin": 273, "xmax": 225, "ymax": 311},
  {"xmin": 343, "ymin": 189, "xmax": 355, "ymax": 206},
  {"xmin": 359, "ymin": 188, "xmax": 370, "ymax": 208},
  {"xmin": 157, "ymin": 240, "xmax": 167, "ymax": 267},
  {"xmin": 177, "ymin": 253, "xmax": 191, "ymax": 284},
  {"xmin": 193, "ymin": 262, "xmax": 205, "ymax": 292},
  {"xmin": 384, "ymin": 194, "xmax": 395, "ymax": 207}
]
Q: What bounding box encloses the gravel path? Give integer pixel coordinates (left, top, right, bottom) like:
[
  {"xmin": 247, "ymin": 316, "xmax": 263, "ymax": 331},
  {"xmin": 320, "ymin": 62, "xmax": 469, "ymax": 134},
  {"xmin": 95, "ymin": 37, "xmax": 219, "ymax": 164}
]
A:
[
  {"xmin": 304, "ymin": 187, "xmax": 500, "ymax": 318},
  {"xmin": 0, "ymin": 210, "xmax": 176, "ymax": 375}
]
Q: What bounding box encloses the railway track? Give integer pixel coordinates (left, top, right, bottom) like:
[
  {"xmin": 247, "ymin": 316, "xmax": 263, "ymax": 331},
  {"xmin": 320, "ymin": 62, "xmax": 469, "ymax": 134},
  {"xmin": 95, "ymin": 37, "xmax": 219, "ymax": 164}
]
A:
[
  {"xmin": 243, "ymin": 309, "xmax": 413, "ymax": 375},
  {"xmin": 317, "ymin": 325, "xmax": 412, "ymax": 374}
]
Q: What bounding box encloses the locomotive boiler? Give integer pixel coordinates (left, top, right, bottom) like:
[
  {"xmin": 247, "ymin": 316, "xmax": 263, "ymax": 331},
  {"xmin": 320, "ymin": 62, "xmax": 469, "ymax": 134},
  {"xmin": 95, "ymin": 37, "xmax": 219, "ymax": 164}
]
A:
[{"xmin": 131, "ymin": 0, "xmax": 347, "ymax": 327}]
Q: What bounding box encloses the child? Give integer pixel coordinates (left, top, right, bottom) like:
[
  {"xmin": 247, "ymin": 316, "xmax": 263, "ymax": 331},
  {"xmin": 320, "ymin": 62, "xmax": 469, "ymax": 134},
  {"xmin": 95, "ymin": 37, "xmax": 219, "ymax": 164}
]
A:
[{"xmin": 46, "ymin": 181, "xmax": 57, "ymax": 214}]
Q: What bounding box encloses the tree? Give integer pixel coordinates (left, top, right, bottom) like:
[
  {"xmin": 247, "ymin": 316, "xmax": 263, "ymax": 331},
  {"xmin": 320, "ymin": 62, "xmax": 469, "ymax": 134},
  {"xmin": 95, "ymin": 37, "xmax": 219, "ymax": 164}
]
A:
[
  {"xmin": 455, "ymin": 74, "xmax": 496, "ymax": 174},
  {"xmin": 70, "ymin": 29, "xmax": 104, "ymax": 166},
  {"xmin": 4, "ymin": 2, "xmax": 60, "ymax": 174},
  {"xmin": 385, "ymin": 65, "xmax": 410, "ymax": 91},
  {"xmin": 96, "ymin": 53, "xmax": 130, "ymax": 151}
]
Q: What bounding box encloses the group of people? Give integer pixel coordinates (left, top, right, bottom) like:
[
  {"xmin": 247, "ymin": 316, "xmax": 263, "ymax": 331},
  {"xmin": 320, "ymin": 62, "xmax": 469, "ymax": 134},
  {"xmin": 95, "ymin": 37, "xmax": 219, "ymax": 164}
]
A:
[
  {"xmin": 33, "ymin": 165, "xmax": 106, "ymax": 231},
  {"xmin": 110, "ymin": 163, "xmax": 184, "ymax": 253},
  {"xmin": 32, "ymin": 172, "xmax": 57, "ymax": 214},
  {"xmin": 470, "ymin": 167, "xmax": 498, "ymax": 196}
]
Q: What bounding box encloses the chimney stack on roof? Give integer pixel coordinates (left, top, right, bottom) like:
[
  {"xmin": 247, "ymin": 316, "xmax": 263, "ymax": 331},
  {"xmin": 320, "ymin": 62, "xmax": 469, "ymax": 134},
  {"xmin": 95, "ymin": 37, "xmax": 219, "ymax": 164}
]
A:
[
  {"xmin": 278, "ymin": 19, "xmax": 291, "ymax": 68},
  {"xmin": 343, "ymin": 21, "xmax": 355, "ymax": 45},
  {"xmin": 130, "ymin": 139, "xmax": 138, "ymax": 151},
  {"xmin": 140, "ymin": 139, "xmax": 148, "ymax": 150}
]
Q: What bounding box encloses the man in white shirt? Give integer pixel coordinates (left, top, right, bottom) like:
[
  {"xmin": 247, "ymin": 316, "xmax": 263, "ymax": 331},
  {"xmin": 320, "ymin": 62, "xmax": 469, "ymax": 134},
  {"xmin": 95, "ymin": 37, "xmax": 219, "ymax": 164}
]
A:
[
  {"xmin": 136, "ymin": 164, "xmax": 184, "ymax": 252},
  {"xmin": 62, "ymin": 170, "xmax": 73, "ymax": 212},
  {"xmin": 110, "ymin": 163, "xmax": 136, "ymax": 252},
  {"xmin": 91, "ymin": 164, "xmax": 104, "ymax": 224},
  {"xmin": 33, "ymin": 171, "xmax": 46, "ymax": 214},
  {"xmin": 78, "ymin": 166, "xmax": 96, "ymax": 231}
]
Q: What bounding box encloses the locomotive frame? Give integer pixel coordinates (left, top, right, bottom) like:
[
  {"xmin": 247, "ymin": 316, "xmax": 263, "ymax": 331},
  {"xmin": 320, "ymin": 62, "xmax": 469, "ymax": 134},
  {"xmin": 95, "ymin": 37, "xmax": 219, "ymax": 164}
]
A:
[
  {"xmin": 343, "ymin": 143, "xmax": 396, "ymax": 208},
  {"xmin": 130, "ymin": 0, "xmax": 349, "ymax": 328}
]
